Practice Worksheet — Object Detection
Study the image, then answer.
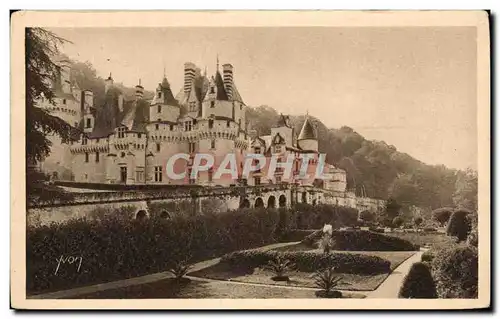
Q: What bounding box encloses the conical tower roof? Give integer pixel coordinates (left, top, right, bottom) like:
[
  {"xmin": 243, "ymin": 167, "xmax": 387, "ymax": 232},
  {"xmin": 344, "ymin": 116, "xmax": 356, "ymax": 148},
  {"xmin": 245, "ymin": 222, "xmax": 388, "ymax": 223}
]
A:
[{"xmin": 298, "ymin": 116, "xmax": 317, "ymax": 140}]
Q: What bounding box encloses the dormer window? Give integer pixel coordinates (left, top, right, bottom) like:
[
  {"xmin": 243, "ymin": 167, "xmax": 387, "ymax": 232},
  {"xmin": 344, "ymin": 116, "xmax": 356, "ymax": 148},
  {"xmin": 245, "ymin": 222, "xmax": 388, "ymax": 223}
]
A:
[
  {"xmin": 254, "ymin": 147, "xmax": 261, "ymax": 154},
  {"xmin": 210, "ymin": 86, "xmax": 215, "ymax": 94},
  {"xmin": 158, "ymin": 92, "xmax": 162, "ymax": 99},
  {"xmin": 185, "ymin": 121, "xmax": 192, "ymax": 132},
  {"xmin": 117, "ymin": 126, "xmax": 126, "ymax": 138},
  {"xmin": 86, "ymin": 118, "xmax": 91, "ymax": 128}
]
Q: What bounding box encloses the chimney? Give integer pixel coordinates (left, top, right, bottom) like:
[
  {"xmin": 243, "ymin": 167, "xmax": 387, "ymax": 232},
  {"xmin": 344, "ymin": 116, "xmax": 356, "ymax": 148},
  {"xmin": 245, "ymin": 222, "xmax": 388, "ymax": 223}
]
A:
[
  {"xmin": 118, "ymin": 94, "xmax": 124, "ymax": 112},
  {"xmin": 222, "ymin": 63, "xmax": 234, "ymax": 100},
  {"xmin": 135, "ymin": 79, "xmax": 144, "ymax": 100},
  {"xmin": 183, "ymin": 62, "xmax": 196, "ymax": 94}
]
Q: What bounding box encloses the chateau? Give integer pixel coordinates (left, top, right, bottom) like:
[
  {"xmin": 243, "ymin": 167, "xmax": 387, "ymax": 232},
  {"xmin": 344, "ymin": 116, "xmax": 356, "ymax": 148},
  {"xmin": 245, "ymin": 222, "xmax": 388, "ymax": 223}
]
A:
[{"xmin": 36, "ymin": 58, "xmax": 384, "ymax": 211}]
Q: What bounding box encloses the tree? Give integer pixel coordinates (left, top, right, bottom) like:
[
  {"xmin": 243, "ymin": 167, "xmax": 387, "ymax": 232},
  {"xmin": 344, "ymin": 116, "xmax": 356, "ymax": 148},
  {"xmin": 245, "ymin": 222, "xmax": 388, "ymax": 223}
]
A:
[
  {"xmin": 26, "ymin": 28, "xmax": 75, "ymax": 204},
  {"xmin": 413, "ymin": 216, "xmax": 423, "ymax": 228},
  {"xmin": 431, "ymin": 207, "xmax": 454, "ymax": 227},
  {"xmin": 398, "ymin": 262, "xmax": 437, "ymax": 298},
  {"xmin": 446, "ymin": 209, "xmax": 472, "ymax": 242},
  {"xmin": 358, "ymin": 210, "xmax": 375, "ymax": 224},
  {"xmin": 392, "ymin": 216, "xmax": 404, "ymax": 228},
  {"xmin": 453, "ymin": 168, "xmax": 478, "ymax": 212}
]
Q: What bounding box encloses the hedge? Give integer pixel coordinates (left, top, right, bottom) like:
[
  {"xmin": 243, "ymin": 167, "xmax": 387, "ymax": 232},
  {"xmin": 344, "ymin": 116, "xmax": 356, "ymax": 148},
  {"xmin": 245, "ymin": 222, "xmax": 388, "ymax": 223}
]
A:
[
  {"xmin": 26, "ymin": 207, "xmax": 285, "ymax": 294},
  {"xmin": 398, "ymin": 262, "xmax": 437, "ymax": 298},
  {"xmin": 301, "ymin": 230, "xmax": 419, "ymax": 251},
  {"xmin": 221, "ymin": 249, "xmax": 391, "ymax": 275},
  {"xmin": 431, "ymin": 245, "xmax": 478, "ymax": 298}
]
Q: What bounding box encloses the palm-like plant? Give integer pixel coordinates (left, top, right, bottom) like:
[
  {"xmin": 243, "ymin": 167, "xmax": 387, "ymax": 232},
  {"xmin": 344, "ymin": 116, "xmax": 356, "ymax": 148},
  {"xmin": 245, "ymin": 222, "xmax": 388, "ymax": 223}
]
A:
[
  {"xmin": 264, "ymin": 256, "xmax": 295, "ymax": 279},
  {"xmin": 167, "ymin": 257, "xmax": 193, "ymax": 280},
  {"xmin": 313, "ymin": 267, "xmax": 343, "ymax": 296}
]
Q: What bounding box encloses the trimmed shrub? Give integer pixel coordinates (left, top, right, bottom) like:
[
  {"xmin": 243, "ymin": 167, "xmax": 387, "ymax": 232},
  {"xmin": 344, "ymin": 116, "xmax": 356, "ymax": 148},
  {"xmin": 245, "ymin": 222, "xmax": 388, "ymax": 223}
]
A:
[
  {"xmin": 398, "ymin": 262, "xmax": 437, "ymax": 298},
  {"xmin": 446, "ymin": 209, "xmax": 471, "ymax": 242},
  {"xmin": 302, "ymin": 230, "xmax": 418, "ymax": 251},
  {"xmin": 392, "ymin": 216, "xmax": 404, "ymax": 228},
  {"xmin": 221, "ymin": 249, "xmax": 391, "ymax": 275},
  {"xmin": 26, "ymin": 207, "xmax": 284, "ymax": 294},
  {"xmin": 431, "ymin": 207, "xmax": 454, "ymax": 226},
  {"xmin": 432, "ymin": 245, "xmax": 478, "ymax": 298}
]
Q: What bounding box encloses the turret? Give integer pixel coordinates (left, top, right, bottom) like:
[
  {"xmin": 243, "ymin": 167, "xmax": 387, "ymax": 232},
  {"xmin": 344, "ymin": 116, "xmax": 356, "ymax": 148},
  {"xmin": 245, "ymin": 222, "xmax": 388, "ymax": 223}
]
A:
[
  {"xmin": 105, "ymin": 73, "xmax": 114, "ymax": 93},
  {"xmin": 58, "ymin": 59, "xmax": 71, "ymax": 93},
  {"xmin": 297, "ymin": 116, "xmax": 318, "ymax": 152}
]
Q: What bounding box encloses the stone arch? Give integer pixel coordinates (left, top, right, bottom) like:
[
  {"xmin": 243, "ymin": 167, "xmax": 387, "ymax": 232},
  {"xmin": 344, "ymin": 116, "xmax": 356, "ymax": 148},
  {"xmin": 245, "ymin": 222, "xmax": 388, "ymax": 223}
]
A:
[
  {"xmin": 240, "ymin": 198, "xmax": 250, "ymax": 208},
  {"xmin": 279, "ymin": 194, "xmax": 287, "ymax": 208},
  {"xmin": 302, "ymin": 192, "xmax": 308, "ymax": 204},
  {"xmin": 267, "ymin": 196, "xmax": 276, "ymax": 209},
  {"xmin": 160, "ymin": 210, "xmax": 171, "ymax": 219},
  {"xmin": 255, "ymin": 197, "xmax": 264, "ymax": 208},
  {"xmin": 136, "ymin": 210, "xmax": 148, "ymax": 220}
]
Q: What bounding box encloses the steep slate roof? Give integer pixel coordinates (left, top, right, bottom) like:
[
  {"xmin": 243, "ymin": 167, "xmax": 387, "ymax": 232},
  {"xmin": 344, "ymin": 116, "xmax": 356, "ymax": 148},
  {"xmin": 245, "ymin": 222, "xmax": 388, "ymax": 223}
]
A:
[
  {"xmin": 298, "ymin": 117, "xmax": 317, "ymax": 140},
  {"xmin": 214, "ymin": 71, "xmax": 229, "ymax": 101}
]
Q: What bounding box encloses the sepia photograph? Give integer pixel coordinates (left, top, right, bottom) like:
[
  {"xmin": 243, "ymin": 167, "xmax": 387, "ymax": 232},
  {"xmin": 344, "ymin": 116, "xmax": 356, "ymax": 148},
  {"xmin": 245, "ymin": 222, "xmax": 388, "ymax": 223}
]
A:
[{"xmin": 10, "ymin": 10, "xmax": 490, "ymax": 310}]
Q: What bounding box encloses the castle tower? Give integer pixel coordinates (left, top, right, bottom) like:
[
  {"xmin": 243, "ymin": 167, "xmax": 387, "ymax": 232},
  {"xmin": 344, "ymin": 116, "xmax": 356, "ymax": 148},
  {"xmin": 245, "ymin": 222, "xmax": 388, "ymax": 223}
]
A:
[
  {"xmin": 297, "ymin": 115, "xmax": 318, "ymax": 152},
  {"xmin": 271, "ymin": 114, "xmax": 294, "ymax": 148},
  {"xmin": 58, "ymin": 59, "xmax": 72, "ymax": 93}
]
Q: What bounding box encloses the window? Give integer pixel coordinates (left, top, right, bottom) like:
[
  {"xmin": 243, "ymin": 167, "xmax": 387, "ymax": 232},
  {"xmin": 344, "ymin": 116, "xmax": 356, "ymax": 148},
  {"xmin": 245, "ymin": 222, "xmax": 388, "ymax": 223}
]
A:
[
  {"xmin": 208, "ymin": 169, "xmax": 213, "ymax": 182},
  {"xmin": 156, "ymin": 143, "xmax": 161, "ymax": 153},
  {"xmin": 118, "ymin": 127, "xmax": 126, "ymax": 138},
  {"xmin": 254, "ymin": 147, "xmax": 261, "ymax": 154},
  {"xmin": 95, "ymin": 152, "xmax": 100, "ymax": 163},
  {"xmin": 96, "ymin": 138, "xmax": 100, "ymax": 143},
  {"xmin": 211, "ymin": 140, "xmax": 216, "ymax": 149},
  {"xmin": 86, "ymin": 118, "xmax": 91, "ymax": 128},
  {"xmin": 189, "ymin": 102, "xmax": 196, "ymax": 112},
  {"xmin": 155, "ymin": 123, "xmax": 159, "ymax": 130},
  {"xmin": 255, "ymin": 177, "xmax": 261, "ymax": 185},
  {"xmin": 210, "ymin": 101, "xmax": 215, "ymax": 108},
  {"xmin": 185, "ymin": 121, "xmax": 192, "ymax": 131},
  {"xmin": 276, "ymin": 176, "xmax": 281, "ymax": 184},
  {"xmin": 85, "ymin": 152, "xmax": 89, "ymax": 163},
  {"xmin": 227, "ymin": 121, "xmax": 230, "ymax": 128},
  {"xmin": 121, "ymin": 152, "xmax": 126, "ymax": 158},
  {"xmin": 275, "ymin": 145, "xmax": 282, "ymax": 153},
  {"xmin": 82, "ymin": 136, "xmax": 87, "ymax": 145},
  {"xmin": 210, "ymin": 86, "xmax": 215, "ymax": 94},
  {"xmin": 208, "ymin": 119, "xmax": 214, "ymax": 129},
  {"xmin": 169, "ymin": 124, "xmax": 173, "ymax": 131},
  {"xmin": 62, "ymin": 99, "xmax": 66, "ymax": 105},
  {"xmin": 238, "ymin": 119, "xmax": 241, "ymax": 127},
  {"xmin": 136, "ymin": 169, "xmax": 144, "ymax": 183},
  {"xmin": 74, "ymin": 122, "xmax": 78, "ymax": 128},
  {"xmin": 188, "ymin": 142, "xmax": 196, "ymax": 153},
  {"xmin": 158, "ymin": 92, "xmax": 162, "ymax": 98},
  {"xmin": 120, "ymin": 167, "xmax": 127, "ymax": 183},
  {"xmin": 137, "ymin": 133, "xmax": 142, "ymax": 138},
  {"xmin": 154, "ymin": 166, "xmax": 163, "ymax": 182},
  {"xmin": 157, "ymin": 105, "xmax": 162, "ymax": 113}
]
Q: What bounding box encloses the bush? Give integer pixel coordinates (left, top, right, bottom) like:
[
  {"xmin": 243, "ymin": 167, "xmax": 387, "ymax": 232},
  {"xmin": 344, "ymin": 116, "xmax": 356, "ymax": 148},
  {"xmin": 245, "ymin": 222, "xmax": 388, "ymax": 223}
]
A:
[
  {"xmin": 221, "ymin": 249, "xmax": 391, "ymax": 275},
  {"xmin": 392, "ymin": 216, "xmax": 404, "ymax": 228},
  {"xmin": 467, "ymin": 229, "xmax": 478, "ymax": 247},
  {"xmin": 421, "ymin": 250, "xmax": 435, "ymax": 263},
  {"xmin": 26, "ymin": 207, "xmax": 285, "ymax": 294},
  {"xmin": 398, "ymin": 262, "xmax": 437, "ymax": 298},
  {"xmin": 431, "ymin": 245, "xmax": 478, "ymax": 298},
  {"xmin": 446, "ymin": 209, "xmax": 471, "ymax": 242},
  {"xmin": 431, "ymin": 207, "xmax": 454, "ymax": 226},
  {"xmin": 302, "ymin": 230, "xmax": 418, "ymax": 251},
  {"xmin": 281, "ymin": 229, "xmax": 317, "ymax": 242}
]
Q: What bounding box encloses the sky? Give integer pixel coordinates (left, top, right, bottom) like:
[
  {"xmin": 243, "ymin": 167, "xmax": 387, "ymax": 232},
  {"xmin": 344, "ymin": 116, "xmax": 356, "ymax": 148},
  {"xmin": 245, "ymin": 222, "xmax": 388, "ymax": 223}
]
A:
[{"xmin": 50, "ymin": 27, "xmax": 478, "ymax": 171}]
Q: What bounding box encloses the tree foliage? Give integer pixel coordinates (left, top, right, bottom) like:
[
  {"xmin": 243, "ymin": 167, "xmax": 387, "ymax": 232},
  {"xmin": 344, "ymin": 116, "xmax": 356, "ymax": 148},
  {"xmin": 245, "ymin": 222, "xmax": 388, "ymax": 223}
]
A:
[
  {"xmin": 453, "ymin": 168, "xmax": 478, "ymax": 212},
  {"xmin": 431, "ymin": 207, "xmax": 454, "ymax": 226},
  {"xmin": 446, "ymin": 209, "xmax": 472, "ymax": 242}
]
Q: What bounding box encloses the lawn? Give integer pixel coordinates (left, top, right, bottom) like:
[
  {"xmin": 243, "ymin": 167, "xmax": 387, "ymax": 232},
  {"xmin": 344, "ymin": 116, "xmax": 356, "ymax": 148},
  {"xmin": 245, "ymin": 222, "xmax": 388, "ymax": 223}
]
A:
[
  {"xmin": 64, "ymin": 277, "xmax": 366, "ymax": 299},
  {"xmin": 386, "ymin": 232, "xmax": 452, "ymax": 248},
  {"xmin": 189, "ymin": 244, "xmax": 416, "ymax": 291}
]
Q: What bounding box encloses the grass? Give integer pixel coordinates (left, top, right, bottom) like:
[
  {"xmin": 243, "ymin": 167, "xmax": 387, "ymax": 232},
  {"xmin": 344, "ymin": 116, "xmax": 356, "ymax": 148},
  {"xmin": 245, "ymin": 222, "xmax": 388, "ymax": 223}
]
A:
[
  {"xmin": 386, "ymin": 232, "xmax": 452, "ymax": 248},
  {"xmin": 190, "ymin": 244, "xmax": 415, "ymax": 291},
  {"xmin": 63, "ymin": 277, "xmax": 366, "ymax": 299}
]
